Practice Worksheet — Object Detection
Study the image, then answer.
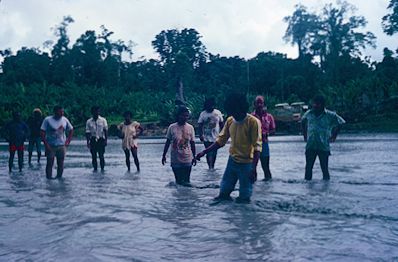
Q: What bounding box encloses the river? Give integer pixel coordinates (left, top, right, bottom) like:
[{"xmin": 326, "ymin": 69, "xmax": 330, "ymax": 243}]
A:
[{"xmin": 0, "ymin": 134, "xmax": 397, "ymax": 261}]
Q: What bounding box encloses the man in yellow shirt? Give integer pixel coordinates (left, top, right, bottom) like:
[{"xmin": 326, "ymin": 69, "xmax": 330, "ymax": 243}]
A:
[{"xmin": 196, "ymin": 93, "xmax": 262, "ymax": 204}]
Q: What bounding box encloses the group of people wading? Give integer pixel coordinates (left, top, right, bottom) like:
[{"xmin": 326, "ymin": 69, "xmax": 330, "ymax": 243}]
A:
[{"xmin": 2, "ymin": 93, "xmax": 345, "ymax": 203}]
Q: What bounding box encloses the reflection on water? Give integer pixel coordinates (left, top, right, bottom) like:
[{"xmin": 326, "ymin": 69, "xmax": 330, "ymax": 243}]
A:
[{"xmin": 0, "ymin": 134, "xmax": 398, "ymax": 261}]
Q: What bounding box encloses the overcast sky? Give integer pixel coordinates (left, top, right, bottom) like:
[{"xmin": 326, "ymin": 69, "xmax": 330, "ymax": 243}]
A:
[{"xmin": 0, "ymin": 0, "xmax": 396, "ymax": 61}]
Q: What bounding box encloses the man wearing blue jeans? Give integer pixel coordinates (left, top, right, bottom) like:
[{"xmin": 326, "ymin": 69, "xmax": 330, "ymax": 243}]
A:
[{"xmin": 196, "ymin": 93, "xmax": 262, "ymax": 203}]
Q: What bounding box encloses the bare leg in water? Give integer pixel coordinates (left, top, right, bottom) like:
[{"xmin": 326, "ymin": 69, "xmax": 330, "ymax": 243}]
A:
[
  {"xmin": 260, "ymin": 156, "xmax": 272, "ymax": 180},
  {"xmin": 124, "ymin": 149, "xmax": 131, "ymax": 171},
  {"xmin": 8, "ymin": 151, "xmax": 15, "ymax": 172},
  {"xmin": 131, "ymin": 147, "xmax": 140, "ymax": 172}
]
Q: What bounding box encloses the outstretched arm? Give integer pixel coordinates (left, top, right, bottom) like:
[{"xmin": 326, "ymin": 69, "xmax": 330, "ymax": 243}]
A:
[
  {"xmin": 196, "ymin": 119, "xmax": 229, "ymax": 160},
  {"xmin": 196, "ymin": 141, "xmax": 222, "ymax": 160}
]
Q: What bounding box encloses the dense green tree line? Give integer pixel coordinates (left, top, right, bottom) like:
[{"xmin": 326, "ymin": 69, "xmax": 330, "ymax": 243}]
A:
[{"xmin": 0, "ymin": 1, "xmax": 397, "ymax": 129}]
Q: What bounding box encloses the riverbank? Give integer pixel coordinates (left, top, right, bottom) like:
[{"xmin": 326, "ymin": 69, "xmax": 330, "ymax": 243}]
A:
[
  {"xmin": 1, "ymin": 113, "xmax": 397, "ymax": 142},
  {"xmin": 344, "ymin": 113, "xmax": 398, "ymax": 133}
]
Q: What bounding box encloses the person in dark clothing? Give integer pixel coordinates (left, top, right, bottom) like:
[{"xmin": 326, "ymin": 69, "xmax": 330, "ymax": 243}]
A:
[
  {"xmin": 3, "ymin": 112, "xmax": 30, "ymax": 172},
  {"xmin": 301, "ymin": 95, "xmax": 345, "ymax": 180},
  {"xmin": 27, "ymin": 108, "xmax": 44, "ymax": 164},
  {"xmin": 86, "ymin": 106, "xmax": 108, "ymax": 171}
]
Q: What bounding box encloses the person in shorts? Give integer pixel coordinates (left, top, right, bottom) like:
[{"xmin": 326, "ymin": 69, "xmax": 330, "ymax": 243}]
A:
[
  {"xmin": 86, "ymin": 106, "xmax": 108, "ymax": 171},
  {"xmin": 41, "ymin": 106, "xmax": 74, "ymax": 179},
  {"xmin": 3, "ymin": 111, "xmax": 29, "ymax": 172},
  {"xmin": 118, "ymin": 111, "xmax": 143, "ymax": 172},
  {"xmin": 198, "ymin": 98, "xmax": 224, "ymax": 170},
  {"xmin": 252, "ymin": 96, "xmax": 276, "ymax": 181}
]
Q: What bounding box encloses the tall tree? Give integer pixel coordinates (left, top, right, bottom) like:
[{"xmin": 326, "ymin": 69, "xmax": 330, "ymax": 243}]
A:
[
  {"xmin": 51, "ymin": 16, "xmax": 74, "ymax": 59},
  {"xmin": 98, "ymin": 25, "xmax": 134, "ymax": 87},
  {"xmin": 283, "ymin": 5, "xmax": 319, "ymax": 59},
  {"xmin": 48, "ymin": 16, "xmax": 75, "ymax": 84},
  {"xmin": 315, "ymin": 2, "xmax": 376, "ymax": 63},
  {"xmin": 382, "ymin": 0, "xmax": 398, "ymax": 36},
  {"xmin": 71, "ymin": 30, "xmax": 103, "ymax": 86},
  {"xmin": 152, "ymin": 28, "xmax": 207, "ymax": 68},
  {"xmin": 152, "ymin": 28, "xmax": 208, "ymax": 93},
  {"xmin": 312, "ymin": 1, "xmax": 376, "ymax": 84}
]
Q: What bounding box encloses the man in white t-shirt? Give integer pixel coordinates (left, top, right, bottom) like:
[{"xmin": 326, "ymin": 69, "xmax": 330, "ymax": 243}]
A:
[
  {"xmin": 198, "ymin": 98, "xmax": 224, "ymax": 169},
  {"xmin": 41, "ymin": 106, "xmax": 74, "ymax": 179},
  {"xmin": 86, "ymin": 106, "xmax": 108, "ymax": 172}
]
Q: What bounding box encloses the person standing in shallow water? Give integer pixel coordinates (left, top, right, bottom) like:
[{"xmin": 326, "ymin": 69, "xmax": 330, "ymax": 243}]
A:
[
  {"xmin": 41, "ymin": 106, "xmax": 74, "ymax": 179},
  {"xmin": 118, "ymin": 111, "xmax": 143, "ymax": 172},
  {"xmin": 301, "ymin": 95, "xmax": 345, "ymax": 180},
  {"xmin": 27, "ymin": 108, "xmax": 44, "ymax": 164},
  {"xmin": 86, "ymin": 106, "xmax": 108, "ymax": 172},
  {"xmin": 3, "ymin": 111, "xmax": 30, "ymax": 172},
  {"xmin": 196, "ymin": 93, "xmax": 262, "ymax": 204},
  {"xmin": 162, "ymin": 106, "xmax": 196, "ymax": 186},
  {"xmin": 252, "ymin": 96, "xmax": 276, "ymax": 181},
  {"xmin": 198, "ymin": 98, "xmax": 224, "ymax": 170}
]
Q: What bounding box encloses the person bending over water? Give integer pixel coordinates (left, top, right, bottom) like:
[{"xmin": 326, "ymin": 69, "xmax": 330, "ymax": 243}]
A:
[
  {"xmin": 86, "ymin": 106, "xmax": 108, "ymax": 172},
  {"xmin": 301, "ymin": 95, "xmax": 345, "ymax": 180},
  {"xmin": 162, "ymin": 106, "xmax": 196, "ymax": 186},
  {"xmin": 118, "ymin": 111, "xmax": 143, "ymax": 172},
  {"xmin": 41, "ymin": 106, "xmax": 74, "ymax": 179},
  {"xmin": 196, "ymin": 93, "xmax": 262, "ymax": 204},
  {"xmin": 252, "ymin": 96, "xmax": 275, "ymax": 181},
  {"xmin": 3, "ymin": 111, "xmax": 29, "ymax": 172},
  {"xmin": 27, "ymin": 108, "xmax": 43, "ymax": 164},
  {"xmin": 198, "ymin": 97, "xmax": 224, "ymax": 170}
]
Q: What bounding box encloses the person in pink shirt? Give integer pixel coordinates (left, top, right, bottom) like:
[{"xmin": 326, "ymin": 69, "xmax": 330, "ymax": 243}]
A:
[
  {"xmin": 252, "ymin": 96, "xmax": 276, "ymax": 181},
  {"xmin": 162, "ymin": 106, "xmax": 196, "ymax": 186}
]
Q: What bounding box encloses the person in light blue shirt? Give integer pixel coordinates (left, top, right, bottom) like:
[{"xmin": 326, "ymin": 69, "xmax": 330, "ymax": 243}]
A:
[{"xmin": 301, "ymin": 95, "xmax": 345, "ymax": 180}]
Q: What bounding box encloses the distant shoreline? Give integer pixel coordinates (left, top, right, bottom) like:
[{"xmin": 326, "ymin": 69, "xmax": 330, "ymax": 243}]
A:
[{"xmin": 1, "ymin": 130, "xmax": 397, "ymax": 145}]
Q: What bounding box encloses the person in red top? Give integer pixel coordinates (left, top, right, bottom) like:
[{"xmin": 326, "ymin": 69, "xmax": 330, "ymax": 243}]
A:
[{"xmin": 252, "ymin": 96, "xmax": 276, "ymax": 181}]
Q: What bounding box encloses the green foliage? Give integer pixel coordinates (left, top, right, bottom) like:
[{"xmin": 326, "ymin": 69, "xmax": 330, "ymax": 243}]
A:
[
  {"xmin": 284, "ymin": 4, "xmax": 319, "ymax": 58},
  {"xmin": 152, "ymin": 28, "xmax": 207, "ymax": 68},
  {"xmin": 284, "ymin": 1, "xmax": 376, "ymax": 84},
  {"xmin": 382, "ymin": 0, "xmax": 398, "ymax": 36},
  {"xmin": 1, "ymin": 8, "xmax": 398, "ymax": 132}
]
